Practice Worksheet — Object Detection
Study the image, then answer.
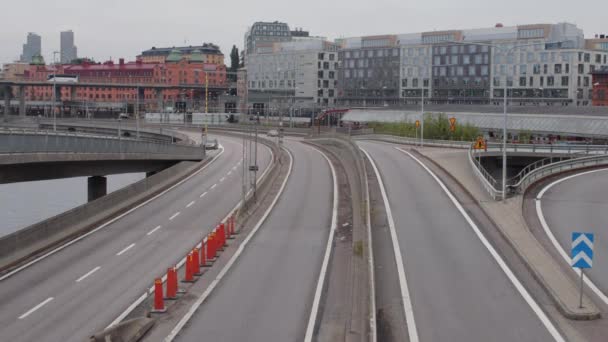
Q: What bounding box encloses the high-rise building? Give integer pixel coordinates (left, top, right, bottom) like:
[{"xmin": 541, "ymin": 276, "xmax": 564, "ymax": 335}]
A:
[
  {"xmin": 60, "ymin": 30, "xmax": 78, "ymax": 64},
  {"xmin": 244, "ymin": 21, "xmax": 305, "ymax": 57},
  {"xmin": 20, "ymin": 33, "xmax": 41, "ymax": 63}
]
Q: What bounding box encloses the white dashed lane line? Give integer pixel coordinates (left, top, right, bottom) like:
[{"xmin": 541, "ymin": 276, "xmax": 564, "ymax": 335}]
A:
[
  {"xmin": 147, "ymin": 225, "xmax": 162, "ymax": 236},
  {"xmin": 220, "ymin": 177, "xmax": 226, "ymax": 182},
  {"xmin": 227, "ymin": 170, "xmax": 232, "ymax": 176},
  {"xmin": 18, "ymin": 297, "xmax": 54, "ymax": 319},
  {"xmin": 186, "ymin": 201, "xmax": 195, "ymax": 208},
  {"xmin": 75, "ymin": 266, "xmax": 101, "ymax": 283},
  {"xmin": 169, "ymin": 212, "xmax": 180, "ymax": 221},
  {"xmin": 199, "ymin": 192, "xmax": 208, "ymax": 198},
  {"xmin": 116, "ymin": 243, "xmax": 136, "ymax": 256},
  {"xmin": 210, "ymin": 184, "xmax": 217, "ymax": 190}
]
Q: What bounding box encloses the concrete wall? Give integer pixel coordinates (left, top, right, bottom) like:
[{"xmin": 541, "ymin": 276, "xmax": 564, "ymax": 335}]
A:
[{"xmin": 0, "ymin": 156, "xmax": 210, "ymax": 272}]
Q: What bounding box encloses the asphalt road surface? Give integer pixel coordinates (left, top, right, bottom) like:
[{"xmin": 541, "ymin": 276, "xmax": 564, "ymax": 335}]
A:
[
  {"xmin": 539, "ymin": 168, "xmax": 608, "ymax": 298},
  {"xmin": 175, "ymin": 139, "xmax": 333, "ymax": 342},
  {"xmin": 0, "ymin": 135, "xmax": 272, "ymax": 342},
  {"xmin": 358, "ymin": 141, "xmax": 558, "ymax": 342}
]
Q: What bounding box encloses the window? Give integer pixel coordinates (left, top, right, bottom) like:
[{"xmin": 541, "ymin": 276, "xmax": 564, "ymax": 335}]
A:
[
  {"xmin": 451, "ymin": 55, "xmax": 458, "ymax": 64},
  {"xmin": 527, "ymin": 52, "xmax": 535, "ymax": 63},
  {"xmin": 554, "ymin": 64, "xmax": 562, "ymax": 74},
  {"xmin": 474, "ymin": 54, "xmax": 482, "ymax": 64},
  {"xmin": 540, "ymin": 53, "xmax": 548, "ymax": 62},
  {"xmin": 493, "ymin": 77, "xmax": 501, "ymax": 87},
  {"xmin": 468, "ymin": 45, "xmax": 477, "ymax": 53},
  {"xmin": 329, "ymin": 71, "xmax": 335, "ymax": 79},
  {"xmin": 543, "ymin": 64, "xmax": 548, "ymax": 74},
  {"xmin": 578, "ymin": 64, "xmax": 584, "ymax": 73},
  {"xmin": 434, "ymin": 56, "xmax": 441, "ymax": 65},
  {"xmin": 402, "ymin": 79, "xmax": 408, "ymax": 87},
  {"xmin": 584, "ymin": 77, "xmax": 590, "ymax": 87},
  {"xmin": 323, "ymin": 62, "xmax": 330, "ymax": 70},
  {"xmin": 520, "ymin": 64, "xmax": 528, "ymax": 75},
  {"xmin": 318, "ymin": 71, "xmax": 324, "ymax": 78},
  {"xmin": 323, "ymin": 80, "xmax": 329, "ymax": 88},
  {"xmin": 440, "ymin": 67, "xmax": 447, "ymax": 76},
  {"xmin": 463, "ymin": 55, "xmax": 470, "ymax": 64},
  {"xmin": 329, "ymin": 54, "xmax": 335, "ymax": 61},
  {"xmin": 412, "ymin": 78, "xmax": 418, "ymax": 87},
  {"xmin": 507, "ymin": 77, "xmax": 513, "ymax": 87},
  {"xmin": 423, "ymin": 79, "xmax": 429, "ymax": 87},
  {"xmin": 547, "ymin": 76, "xmax": 554, "ymax": 86},
  {"xmin": 481, "ymin": 65, "xmax": 489, "ymax": 76},
  {"xmin": 561, "ymin": 76, "xmax": 569, "ymax": 86},
  {"xmin": 540, "ymin": 76, "xmax": 544, "ymax": 87},
  {"xmin": 584, "ymin": 53, "xmax": 590, "ymax": 62},
  {"xmin": 440, "ymin": 46, "xmax": 447, "ymax": 55},
  {"xmin": 328, "ymin": 89, "xmax": 334, "ymax": 97},
  {"xmin": 529, "ymin": 77, "xmax": 534, "ymax": 87},
  {"xmin": 565, "ymin": 64, "xmax": 570, "ymax": 73},
  {"xmin": 533, "ymin": 64, "xmax": 541, "ymax": 74},
  {"xmin": 468, "ymin": 65, "xmax": 476, "ymax": 76}
]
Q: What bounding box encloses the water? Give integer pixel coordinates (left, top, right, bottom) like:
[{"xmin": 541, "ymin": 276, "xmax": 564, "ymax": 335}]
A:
[{"xmin": 0, "ymin": 173, "xmax": 145, "ymax": 237}]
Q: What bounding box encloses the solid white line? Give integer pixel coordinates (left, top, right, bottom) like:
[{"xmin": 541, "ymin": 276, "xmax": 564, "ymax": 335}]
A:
[
  {"xmin": 396, "ymin": 147, "xmax": 565, "ymax": 342},
  {"xmin": 536, "ymin": 168, "xmax": 608, "ymax": 305},
  {"xmin": 210, "ymin": 183, "xmax": 217, "ymax": 189},
  {"xmin": 362, "ymin": 150, "xmax": 378, "ymax": 342},
  {"xmin": 116, "ymin": 243, "xmax": 135, "ymax": 256},
  {"xmin": 169, "ymin": 212, "xmax": 180, "ymax": 221},
  {"xmin": 147, "ymin": 225, "xmax": 162, "ymax": 236},
  {"xmin": 186, "ymin": 201, "xmax": 195, "ymax": 208},
  {"xmin": 18, "ymin": 297, "xmax": 54, "ymax": 319},
  {"xmin": 0, "ymin": 146, "xmax": 226, "ymax": 281},
  {"xmin": 75, "ymin": 266, "xmax": 101, "ymax": 283},
  {"xmin": 361, "ymin": 147, "xmax": 419, "ymax": 342},
  {"xmin": 164, "ymin": 146, "xmax": 293, "ymax": 342},
  {"xmin": 108, "ymin": 141, "xmax": 277, "ymax": 330},
  {"xmin": 199, "ymin": 192, "xmax": 208, "ymax": 198},
  {"xmin": 220, "ymin": 177, "xmax": 226, "ymax": 182},
  {"xmin": 304, "ymin": 146, "xmax": 339, "ymax": 342}
]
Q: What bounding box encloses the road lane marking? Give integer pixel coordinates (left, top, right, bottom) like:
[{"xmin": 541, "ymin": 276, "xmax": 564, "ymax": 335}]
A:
[
  {"xmin": 397, "ymin": 147, "xmax": 565, "ymax": 342},
  {"xmin": 210, "ymin": 184, "xmax": 217, "ymax": 189},
  {"xmin": 186, "ymin": 201, "xmax": 195, "ymax": 208},
  {"xmin": 536, "ymin": 168, "xmax": 608, "ymax": 305},
  {"xmin": 18, "ymin": 297, "xmax": 54, "ymax": 319},
  {"xmin": 199, "ymin": 192, "xmax": 208, "ymax": 198},
  {"xmin": 361, "ymin": 147, "xmax": 419, "ymax": 342},
  {"xmin": 0, "ymin": 145, "xmax": 227, "ymax": 281},
  {"xmin": 147, "ymin": 225, "xmax": 162, "ymax": 236},
  {"xmin": 116, "ymin": 243, "xmax": 136, "ymax": 256},
  {"xmin": 304, "ymin": 146, "xmax": 339, "ymax": 342},
  {"xmin": 169, "ymin": 212, "xmax": 180, "ymax": 220},
  {"xmin": 108, "ymin": 142, "xmax": 277, "ymax": 330},
  {"xmin": 164, "ymin": 146, "xmax": 292, "ymax": 342},
  {"xmin": 227, "ymin": 170, "xmax": 232, "ymax": 176},
  {"xmin": 220, "ymin": 177, "xmax": 226, "ymax": 182},
  {"xmin": 232, "ymin": 166, "xmax": 237, "ymax": 171},
  {"xmin": 76, "ymin": 266, "xmax": 101, "ymax": 283}
]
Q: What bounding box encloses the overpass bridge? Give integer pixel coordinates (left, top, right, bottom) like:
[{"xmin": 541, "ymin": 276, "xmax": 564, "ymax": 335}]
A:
[{"xmin": 0, "ymin": 127, "xmax": 205, "ymax": 201}]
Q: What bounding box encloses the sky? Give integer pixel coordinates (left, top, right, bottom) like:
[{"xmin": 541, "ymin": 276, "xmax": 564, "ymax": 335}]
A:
[{"xmin": 2, "ymin": 0, "xmax": 607, "ymax": 65}]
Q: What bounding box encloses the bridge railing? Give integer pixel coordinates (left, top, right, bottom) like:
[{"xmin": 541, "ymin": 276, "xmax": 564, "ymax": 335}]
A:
[{"xmin": 0, "ymin": 128, "xmax": 205, "ymax": 158}]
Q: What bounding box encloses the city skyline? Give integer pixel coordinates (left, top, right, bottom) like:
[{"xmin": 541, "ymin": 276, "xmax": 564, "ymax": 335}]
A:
[{"xmin": 1, "ymin": 0, "xmax": 606, "ymax": 66}]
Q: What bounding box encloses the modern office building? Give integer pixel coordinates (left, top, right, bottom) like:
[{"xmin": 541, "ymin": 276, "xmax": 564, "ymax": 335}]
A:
[
  {"xmin": 60, "ymin": 30, "xmax": 78, "ymax": 64},
  {"xmin": 244, "ymin": 21, "xmax": 293, "ymax": 57},
  {"xmin": 245, "ymin": 37, "xmax": 339, "ymax": 113},
  {"xmin": 337, "ymin": 22, "xmax": 608, "ymax": 107},
  {"xmin": 20, "ymin": 33, "xmax": 42, "ymax": 63},
  {"xmin": 138, "ymin": 44, "xmax": 224, "ymax": 65}
]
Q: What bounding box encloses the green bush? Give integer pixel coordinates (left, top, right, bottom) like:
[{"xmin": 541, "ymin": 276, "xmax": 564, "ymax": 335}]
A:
[{"xmin": 368, "ymin": 113, "xmax": 480, "ymax": 142}]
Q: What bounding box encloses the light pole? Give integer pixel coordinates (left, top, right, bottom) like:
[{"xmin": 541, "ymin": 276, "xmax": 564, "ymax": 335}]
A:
[{"xmin": 136, "ymin": 84, "xmax": 140, "ymax": 139}]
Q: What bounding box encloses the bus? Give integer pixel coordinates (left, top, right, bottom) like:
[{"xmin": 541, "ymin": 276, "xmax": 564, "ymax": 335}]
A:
[{"xmin": 47, "ymin": 74, "xmax": 79, "ymax": 83}]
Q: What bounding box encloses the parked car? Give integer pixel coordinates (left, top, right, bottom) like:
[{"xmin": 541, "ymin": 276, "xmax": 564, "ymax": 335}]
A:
[
  {"xmin": 267, "ymin": 129, "xmax": 279, "ymax": 137},
  {"xmin": 118, "ymin": 113, "xmax": 129, "ymax": 119}
]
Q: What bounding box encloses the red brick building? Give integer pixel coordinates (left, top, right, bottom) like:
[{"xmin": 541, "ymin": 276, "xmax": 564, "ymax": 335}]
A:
[
  {"xmin": 21, "ymin": 49, "xmax": 227, "ymax": 111},
  {"xmin": 591, "ymin": 66, "xmax": 608, "ymax": 106}
]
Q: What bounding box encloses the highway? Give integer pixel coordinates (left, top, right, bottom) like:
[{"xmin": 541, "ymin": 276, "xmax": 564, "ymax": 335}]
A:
[
  {"xmin": 358, "ymin": 141, "xmax": 561, "ymax": 342},
  {"xmin": 537, "ymin": 168, "xmax": 608, "ymax": 302},
  {"xmin": 174, "ymin": 139, "xmax": 334, "ymax": 342},
  {"xmin": 0, "ymin": 135, "xmax": 272, "ymax": 342}
]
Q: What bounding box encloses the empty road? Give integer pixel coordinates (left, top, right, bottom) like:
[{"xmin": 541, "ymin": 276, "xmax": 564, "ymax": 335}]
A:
[{"xmin": 0, "ymin": 135, "xmax": 272, "ymax": 342}]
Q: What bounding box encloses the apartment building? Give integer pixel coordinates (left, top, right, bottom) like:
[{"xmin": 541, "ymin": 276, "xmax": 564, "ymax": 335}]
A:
[
  {"xmin": 338, "ymin": 22, "xmax": 608, "ymax": 106},
  {"xmin": 245, "ymin": 37, "xmax": 339, "ymax": 113}
]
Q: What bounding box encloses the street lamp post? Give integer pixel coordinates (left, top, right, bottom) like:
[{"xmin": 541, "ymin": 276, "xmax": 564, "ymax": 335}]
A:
[{"xmin": 52, "ymin": 51, "xmax": 61, "ymax": 131}]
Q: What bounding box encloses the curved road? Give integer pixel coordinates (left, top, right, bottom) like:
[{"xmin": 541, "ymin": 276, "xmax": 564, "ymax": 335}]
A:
[
  {"xmin": 359, "ymin": 141, "xmax": 560, "ymax": 342},
  {"xmin": 0, "ymin": 135, "xmax": 272, "ymax": 342},
  {"xmin": 174, "ymin": 139, "xmax": 334, "ymax": 342},
  {"xmin": 538, "ymin": 168, "xmax": 608, "ymax": 298}
]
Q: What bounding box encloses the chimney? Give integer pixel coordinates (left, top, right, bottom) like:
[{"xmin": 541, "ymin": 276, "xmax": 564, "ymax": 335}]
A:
[{"xmin": 119, "ymin": 58, "xmax": 125, "ymax": 65}]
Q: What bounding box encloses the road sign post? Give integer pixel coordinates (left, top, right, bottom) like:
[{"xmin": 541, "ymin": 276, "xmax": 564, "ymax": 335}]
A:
[
  {"xmin": 415, "ymin": 120, "xmax": 420, "ymax": 146},
  {"xmin": 449, "ymin": 117, "xmax": 456, "ymax": 133},
  {"xmin": 571, "ymin": 232, "xmax": 594, "ymax": 308}
]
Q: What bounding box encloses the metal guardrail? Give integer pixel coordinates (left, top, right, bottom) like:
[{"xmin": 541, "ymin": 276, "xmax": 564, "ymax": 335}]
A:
[
  {"xmin": 353, "ymin": 134, "xmax": 473, "ymax": 149},
  {"xmin": 468, "ymin": 146, "xmax": 504, "ymax": 200},
  {"xmin": 0, "ymin": 128, "xmax": 205, "ymax": 158}
]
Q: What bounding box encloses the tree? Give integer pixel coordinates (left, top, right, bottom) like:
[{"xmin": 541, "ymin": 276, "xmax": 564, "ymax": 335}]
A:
[{"xmin": 229, "ymin": 45, "xmax": 239, "ymax": 81}]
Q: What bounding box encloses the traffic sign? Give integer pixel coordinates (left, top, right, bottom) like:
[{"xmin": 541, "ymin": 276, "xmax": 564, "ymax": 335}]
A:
[
  {"xmin": 473, "ymin": 136, "xmax": 486, "ymax": 150},
  {"xmin": 449, "ymin": 117, "xmax": 456, "ymax": 132},
  {"xmin": 415, "ymin": 120, "xmax": 420, "ymax": 129},
  {"xmin": 571, "ymin": 232, "xmax": 594, "ymax": 269},
  {"xmin": 249, "ymin": 165, "xmax": 259, "ymax": 172}
]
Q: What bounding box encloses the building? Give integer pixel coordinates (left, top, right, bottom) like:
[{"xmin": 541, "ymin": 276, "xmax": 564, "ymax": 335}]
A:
[
  {"xmin": 20, "ymin": 49, "xmax": 227, "ymax": 112},
  {"xmin": 337, "ymin": 22, "xmax": 608, "ymax": 107},
  {"xmin": 591, "ymin": 66, "xmax": 608, "ymax": 106},
  {"xmin": 60, "ymin": 30, "xmax": 78, "ymax": 64},
  {"xmin": 138, "ymin": 44, "xmax": 224, "ymax": 65},
  {"xmin": 1, "ymin": 62, "xmax": 29, "ymax": 80},
  {"xmin": 20, "ymin": 33, "xmax": 41, "ymax": 63},
  {"xmin": 245, "ymin": 37, "xmax": 339, "ymax": 113},
  {"xmin": 244, "ymin": 21, "xmax": 293, "ymax": 57},
  {"xmin": 337, "ymin": 35, "xmax": 402, "ymax": 106}
]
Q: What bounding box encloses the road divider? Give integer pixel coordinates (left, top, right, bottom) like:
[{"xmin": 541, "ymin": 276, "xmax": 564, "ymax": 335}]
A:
[
  {"xmin": 152, "ymin": 279, "xmax": 166, "ymax": 313},
  {"xmin": 165, "ymin": 267, "xmax": 178, "ymax": 300}
]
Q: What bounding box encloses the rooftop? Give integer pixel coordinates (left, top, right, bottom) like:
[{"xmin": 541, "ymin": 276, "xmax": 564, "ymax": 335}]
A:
[{"xmin": 140, "ymin": 44, "xmax": 222, "ymax": 56}]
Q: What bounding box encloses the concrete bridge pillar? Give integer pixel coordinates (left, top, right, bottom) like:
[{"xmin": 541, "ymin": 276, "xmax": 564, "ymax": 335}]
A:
[
  {"xmin": 87, "ymin": 176, "xmax": 107, "ymax": 202},
  {"xmin": 18, "ymin": 86, "xmax": 26, "ymax": 117}
]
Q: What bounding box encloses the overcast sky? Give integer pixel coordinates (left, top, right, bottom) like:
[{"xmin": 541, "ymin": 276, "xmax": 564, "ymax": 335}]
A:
[{"xmin": 2, "ymin": 0, "xmax": 606, "ymax": 65}]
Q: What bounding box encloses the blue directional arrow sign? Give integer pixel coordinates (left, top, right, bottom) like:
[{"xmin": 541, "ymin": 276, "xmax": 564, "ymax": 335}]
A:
[{"xmin": 571, "ymin": 232, "xmax": 594, "ymax": 269}]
